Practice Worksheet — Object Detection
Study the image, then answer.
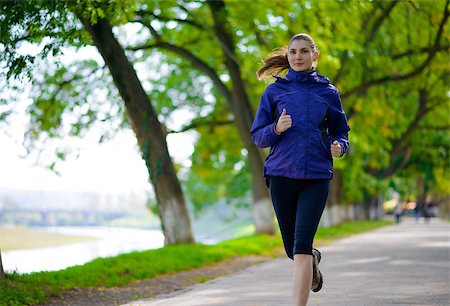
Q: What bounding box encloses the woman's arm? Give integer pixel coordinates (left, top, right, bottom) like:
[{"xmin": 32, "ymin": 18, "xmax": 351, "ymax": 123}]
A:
[
  {"xmin": 250, "ymin": 88, "xmax": 281, "ymax": 148},
  {"xmin": 328, "ymin": 88, "xmax": 350, "ymax": 157}
]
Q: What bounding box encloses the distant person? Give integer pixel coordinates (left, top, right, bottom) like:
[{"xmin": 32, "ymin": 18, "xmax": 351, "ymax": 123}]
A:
[
  {"xmin": 414, "ymin": 201, "xmax": 421, "ymax": 222},
  {"xmin": 424, "ymin": 200, "xmax": 431, "ymax": 223},
  {"xmin": 394, "ymin": 201, "xmax": 403, "ymax": 224},
  {"xmin": 251, "ymin": 33, "xmax": 350, "ymax": 306},
  {"xmin": 425, "ymin": 201, "xmax": 437, "ymax": 222}
]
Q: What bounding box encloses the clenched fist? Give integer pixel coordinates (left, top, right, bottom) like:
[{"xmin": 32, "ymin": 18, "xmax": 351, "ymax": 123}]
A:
[
  {"xmin": 330, "ymin": 140, "xmax": 343, "ymax": 158},
  {"xmin": 275, "ymin": 108, "xmax": 292, "ymax": 134}
]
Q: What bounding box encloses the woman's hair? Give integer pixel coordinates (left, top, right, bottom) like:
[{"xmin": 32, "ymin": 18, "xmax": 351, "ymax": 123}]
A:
[{"xmin": 257, "ymin": 33, "xmax": 319, "ymax": 80}]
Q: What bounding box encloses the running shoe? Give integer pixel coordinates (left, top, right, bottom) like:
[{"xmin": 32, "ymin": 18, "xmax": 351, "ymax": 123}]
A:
[{"xmin": 311, "ymin": 248, "xmax": 323, "ymax": 292}]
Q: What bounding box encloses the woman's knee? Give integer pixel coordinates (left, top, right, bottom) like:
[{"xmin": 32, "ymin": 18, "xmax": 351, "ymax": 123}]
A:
[{"xmin": 294, "ymin": 240, "xmax": 313, "ymax": 256}]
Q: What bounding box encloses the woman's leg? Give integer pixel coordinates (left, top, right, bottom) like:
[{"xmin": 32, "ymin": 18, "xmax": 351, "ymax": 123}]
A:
[
  {"xmin": 269, "ymin": 176, "xmax": 301, "ymax": 259},
  {"xmin": 293, "ymin": 254, "xmax": 313, "ymax": 306},
  {"xmin": 293, "ymin": 179, "xmax": 330, "ymax": 306}
]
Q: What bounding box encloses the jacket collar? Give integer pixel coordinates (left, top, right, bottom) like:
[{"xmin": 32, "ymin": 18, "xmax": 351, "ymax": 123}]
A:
[{"xmin": 277, "ymin": 68, "xmax": 330, "ymax": 84}]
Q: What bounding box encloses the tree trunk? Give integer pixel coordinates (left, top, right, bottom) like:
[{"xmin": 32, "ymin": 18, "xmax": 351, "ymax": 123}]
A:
[
  {"xmin": 362, "ymin": 194, "xmax": 378, "ymax": 220},
  {"xmin": 0, "ymin": 250, "xmax": 5, "ymax": 280},
  {"xmin": 329, "ymin": 171, "xmax": 343, "ymax": 207},
  {"xmin": 416, "ymin": 175, "xmax": 426, "ymax": 205},
  {"xmin": 229, "ymin": 76, "xmax": 274, "ymax": 235},
  {"xmin": 416, "ymin": 175, "xmax": 426, "ymax": 218},
  {"xmin": 323, "ymin": 170, "xmax": 344, "ymax": 226},
  {"xmin": 208, "ymin": 0, "xmax": 275, "ymax": 235},
  {"xmin": 79, "ymin": 16, "xmax": 194, "ymax": 244}
]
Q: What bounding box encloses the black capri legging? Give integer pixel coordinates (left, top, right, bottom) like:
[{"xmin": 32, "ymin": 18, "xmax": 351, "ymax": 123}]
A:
[{"xmin": 268, "ymin": 176, "xmax": 330, "ymax": 259}]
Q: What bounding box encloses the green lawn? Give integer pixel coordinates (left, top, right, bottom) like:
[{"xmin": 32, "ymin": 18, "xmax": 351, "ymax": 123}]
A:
[
  {"xmin": 0, "ymin": 219, "xmax": 392, "ymax": 306},
  {"xmin": 314, "ymin": 219, "xmax": 393, "ymax": 245}
]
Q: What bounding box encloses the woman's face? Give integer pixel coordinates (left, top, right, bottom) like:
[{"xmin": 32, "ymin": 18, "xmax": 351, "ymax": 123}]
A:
[{"xmin": 287, "ymin": 39, "xmax": 317, "ymax": 72}]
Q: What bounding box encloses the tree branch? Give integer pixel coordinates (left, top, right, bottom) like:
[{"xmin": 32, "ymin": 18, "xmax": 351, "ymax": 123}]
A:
[
  {"xmin": 361, "ymin": 4, "xmax": 379, "ymax": 34},
  {"xmin": 382, "ymin": 89, "xmax": 429, "ymax": 178},
  {"xmin": 419, "ymin": 125, "xmax": 450, "ymax": 131},
  {"xmin": 393, "ymin": 145, "xmax": 412, "ymax": 175},
  {"xmin": 128, "ymin": 41, "xmax": 233, "ymax": 103},
  {"xmin": 332, "ymin": 50, "xmax": 349, "ymax": 85},
  {"xmin": 207, "ymin": 0, "xmax": 240, "ymax": 66},
  {"xmin": 426, "ymin": 99, "xmax": 448, "ymax": 112},
  {"xmin": 146, "ymin": 21, "xmax": 161, "ymax": 39},
  {"xmin": 11, "ymin": 34, "xmax": 32, "ymax": 44},
  {"xmin": 47, "ymin": 65, "xmax": 104, "ymax": 101},
  {"xmin": 367, "ymin": 85, "xmax": 442, "ymax": 179},
  {"xmin": 344, "ymin": 0, "xmax": 449, "ymax": 116},
  {"xmin": 167, "ymin": 118, "xmax": 234, "ymax": 134},
  {"xmin": 364, "ymin": 1, "xmax": 398, "ymax": 49},
  {"xmin": 392, "ymin": 44, "xmax": 449, "ymax": 60},
  {"xmin": 250, "ymin": 21, "xmax": 271, "ymax": 50},
  {"xmin": 135, "ymin": 9, "xmax": 204, "ymax": 30},
  {"xmin": 206, "ymin": 0, "xmax": 256, "ymax": 132},
  {"xmin": 130, "ymin": 8, "xmax": 236, "ymax": 112}
]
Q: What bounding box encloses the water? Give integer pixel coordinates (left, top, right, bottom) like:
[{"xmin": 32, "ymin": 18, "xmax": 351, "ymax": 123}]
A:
[
  {"xmin": 1, "ymin": 207, "xmax": 254, "ymax": 274},
  {"xmin": 2, "ymin": 226, "xmax": 165, "ymax": 274}
]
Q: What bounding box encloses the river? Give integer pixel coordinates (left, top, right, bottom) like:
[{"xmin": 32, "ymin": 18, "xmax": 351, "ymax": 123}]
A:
[
  {"xmin": 2, "ymin": 226, "xmax": 166, "ymax": 274},
  {"xmin": 2, "ymin": 209, "xmax": 253, "ymax": 274}
]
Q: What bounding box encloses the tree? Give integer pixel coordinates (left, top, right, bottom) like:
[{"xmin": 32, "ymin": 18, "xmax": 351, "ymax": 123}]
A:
[
  {"xmin": 129, "ymin": 0, "xmax": 275, "ymax": 234},
  {"xmin": 334, "ymin": 0, "xmax": 449, "ymax": 210},
  {"xmin": 2, "ymin": 0, "xmax": 447, "ymax": 231},
  {"xmin": 0, "ymin": 0, "xmax": 194, "ymax": 244},
  {"xmin": 0, "ymin": 250, "xmax": 4, "ymax": 281},
  {"xmin": 129, "ymin": 0, "xmax": 449, "ymax": 216},
  {"xmin": 77, "ymin": 13, "xmax": 194, "ymax": 244}
]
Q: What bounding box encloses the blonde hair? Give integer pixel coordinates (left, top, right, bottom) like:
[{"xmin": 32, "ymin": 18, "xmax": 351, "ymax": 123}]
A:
[{"xmin": 257, "ymin": 33, "xmax": 319, "ymax": 80}]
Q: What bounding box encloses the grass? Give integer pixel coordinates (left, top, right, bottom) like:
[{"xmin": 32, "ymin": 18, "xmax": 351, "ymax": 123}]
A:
[
  {"xmin": 0, "ymin": 226, "xmax": 97, "ymax": 251},
  {"xmin": 0, "ymin": 219, "xmax": 392, "ymax": 306},
  {"xmin": 314, "ymin": 219, "xmax": 393, "ymax": 245}
]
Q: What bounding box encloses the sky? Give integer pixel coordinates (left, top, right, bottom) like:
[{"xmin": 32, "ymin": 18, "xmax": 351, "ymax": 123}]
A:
[
  {"xmin": 1, "ymin": 128, "xmax": 145, "ymax": 193},
  {"xmin": 0, "ymin": 118, "xmax": 196, "ymax": 194},
  {"xmin": 0, "ymin": 40, "xmax": 197, "ymax": 195}
]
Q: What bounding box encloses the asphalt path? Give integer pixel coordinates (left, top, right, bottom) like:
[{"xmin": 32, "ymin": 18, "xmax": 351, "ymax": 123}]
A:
[{"xmin": 124, "ymin": 218, "xmax": 450, "ymax": 306}]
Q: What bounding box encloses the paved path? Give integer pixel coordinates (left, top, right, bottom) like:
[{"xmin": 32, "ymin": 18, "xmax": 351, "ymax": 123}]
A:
[{"xmin": 124, "ymin": 218, "xmax": 450, "ymax": 306}]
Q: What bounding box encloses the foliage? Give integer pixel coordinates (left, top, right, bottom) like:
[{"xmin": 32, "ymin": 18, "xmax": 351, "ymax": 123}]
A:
[
  {"xmin": 183, "ymin": 122, "xmax": 252, "ymax": 213},
  {"xmin": 334, "ymin": 1, "xmax": 450, "ymax": 202},
  {"xmin": 130, "ymin": 0, "xmax": 449, "ymax": 208},
  {"xmin": 0, "ymin": 0, "xmax": 141, "ymax": 167},
  {"xmin": 0, "ymin": 0, "xmax": 448, "ymax": 211},
  {"xmin": 0, "ymin": 0, "xmax": 137, "ymax": 79},
  {"xmin": 0, "ymin": 0, "xmax": 82, "ymax": 79}
]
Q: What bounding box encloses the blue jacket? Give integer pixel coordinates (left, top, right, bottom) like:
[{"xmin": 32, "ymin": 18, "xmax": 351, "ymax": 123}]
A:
[{"xmin": 250, "ymin": 68, "xmax": 350, "ymax": 180}]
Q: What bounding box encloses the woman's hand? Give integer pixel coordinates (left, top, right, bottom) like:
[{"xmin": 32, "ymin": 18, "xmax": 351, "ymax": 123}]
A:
[
  {"xmin": 330, "ymin": 140, "xmax": 343, "ymax": 158},
  {"xmin": 275, "ymin": 108, "xmax": 292, "ymax": 134}
]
